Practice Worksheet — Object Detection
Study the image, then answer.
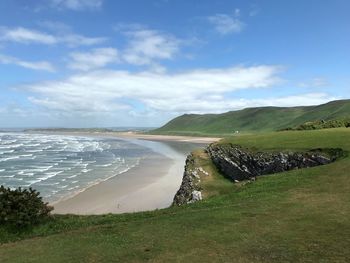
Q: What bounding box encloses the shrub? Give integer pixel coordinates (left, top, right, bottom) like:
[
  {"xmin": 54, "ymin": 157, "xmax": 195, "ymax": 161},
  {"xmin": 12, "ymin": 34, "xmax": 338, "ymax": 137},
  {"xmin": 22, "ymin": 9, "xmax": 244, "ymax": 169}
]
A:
[
  {"xmin": 0, "ymin": 186, "xmax": 53, "ymax": 227},
  {"xmin": 282, "ymin": 118, "xmax": 350, "ymax": 131}
]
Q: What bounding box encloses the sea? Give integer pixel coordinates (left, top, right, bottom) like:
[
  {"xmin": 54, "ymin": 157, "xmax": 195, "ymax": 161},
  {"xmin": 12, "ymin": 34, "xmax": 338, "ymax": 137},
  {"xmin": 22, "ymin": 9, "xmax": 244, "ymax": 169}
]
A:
[{"xmin": 0, "ymin": 132, "xmax": 154, "ymax": 203}]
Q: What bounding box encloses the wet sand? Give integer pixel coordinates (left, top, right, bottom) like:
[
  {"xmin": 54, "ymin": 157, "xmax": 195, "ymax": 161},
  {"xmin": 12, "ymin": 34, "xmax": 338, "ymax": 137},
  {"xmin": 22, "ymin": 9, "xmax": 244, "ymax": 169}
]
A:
[{"xmin": 53, "ymin": 135, "xmax": 220, "ymax": 215}]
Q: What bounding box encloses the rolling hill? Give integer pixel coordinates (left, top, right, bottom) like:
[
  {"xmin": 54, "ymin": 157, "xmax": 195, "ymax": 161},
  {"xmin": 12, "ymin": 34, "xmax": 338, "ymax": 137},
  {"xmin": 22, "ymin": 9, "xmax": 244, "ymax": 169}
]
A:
[{"xmin": 151, "ymin": 99, "xmax": 350, "ymax": 135}]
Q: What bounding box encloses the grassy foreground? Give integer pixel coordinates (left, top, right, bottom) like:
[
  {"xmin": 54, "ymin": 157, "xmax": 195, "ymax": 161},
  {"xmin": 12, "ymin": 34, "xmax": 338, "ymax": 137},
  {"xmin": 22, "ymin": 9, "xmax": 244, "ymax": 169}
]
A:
[{"xmin": 1, "ymin": 128, "xmax": 350, "ymax": 262}]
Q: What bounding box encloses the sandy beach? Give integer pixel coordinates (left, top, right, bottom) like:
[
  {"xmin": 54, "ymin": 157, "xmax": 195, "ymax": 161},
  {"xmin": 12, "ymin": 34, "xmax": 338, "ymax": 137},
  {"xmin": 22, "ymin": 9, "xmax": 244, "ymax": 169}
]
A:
[
  {"xmin": 114, "ymin": 132, "xmax": 222, "ymax": 143},
  {"xmin": 53, "ymin": 134, "xmax": 220, "ymax": 215},
  {"xmin": 35, "ymin": 130, "xmax": 222, "ymax": 144}
]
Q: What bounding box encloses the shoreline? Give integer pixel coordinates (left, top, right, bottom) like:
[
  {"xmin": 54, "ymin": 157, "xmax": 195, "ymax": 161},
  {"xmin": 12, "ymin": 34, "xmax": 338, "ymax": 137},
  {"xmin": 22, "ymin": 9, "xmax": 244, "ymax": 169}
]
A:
[
  {"xmin": 26, "ymin": 130, "xmax": 221, "ymax": 144},
  {"xmin": 49, "ymin": 160, "xmax": 140, "ymax": 207},
  {"xmin": 53, "ymin": 134, "xmax": 220, "ymax": 215}
]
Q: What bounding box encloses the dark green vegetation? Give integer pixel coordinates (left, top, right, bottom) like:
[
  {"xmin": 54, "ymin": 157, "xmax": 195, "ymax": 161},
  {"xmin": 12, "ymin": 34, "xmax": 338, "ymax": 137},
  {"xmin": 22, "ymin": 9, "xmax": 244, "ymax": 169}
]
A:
[
  {"xmin": 0, "ymin": 128, "xmax": 349, "ymax": 262},
  {"xmin": 151, "ymin": 99, "xmax": 350, "ymax": 135},
  {"xmin": 282, "ymin": 118, "xmax": 350, "ymax": 131},
  {"xmin": 0, "ymin": 186, "xmax": 53, "ymax": 227}
]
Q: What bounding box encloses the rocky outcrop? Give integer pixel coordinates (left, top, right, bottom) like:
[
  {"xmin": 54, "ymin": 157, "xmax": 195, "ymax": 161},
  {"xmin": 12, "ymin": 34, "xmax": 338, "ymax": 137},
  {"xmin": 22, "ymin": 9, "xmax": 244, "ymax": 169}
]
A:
[
  {"xmin": 173, "ymin": 154, "xmax": 204, "ymax": 206},
  {"xmin": 173, "ymin": 144, "xmax": 343, "ymax": 206},
  {"xmin": 207, "ymin": 144, "xmax": 342, "ymax": 182}
]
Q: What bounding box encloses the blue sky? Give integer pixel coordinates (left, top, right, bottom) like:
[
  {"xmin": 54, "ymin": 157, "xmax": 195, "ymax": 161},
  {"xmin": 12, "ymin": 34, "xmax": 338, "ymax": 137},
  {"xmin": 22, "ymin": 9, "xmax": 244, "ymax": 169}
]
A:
[{"xmin": 0, "ymin": 0, "xmax": 349, "ymax": 127}]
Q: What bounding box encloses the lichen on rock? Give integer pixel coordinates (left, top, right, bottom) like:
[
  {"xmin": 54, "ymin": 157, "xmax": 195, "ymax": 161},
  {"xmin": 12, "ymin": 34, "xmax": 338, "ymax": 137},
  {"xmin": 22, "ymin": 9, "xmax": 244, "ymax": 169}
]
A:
[{"xmin": 173, "ymin": 154, "xmax": 204, "ymax": 206}]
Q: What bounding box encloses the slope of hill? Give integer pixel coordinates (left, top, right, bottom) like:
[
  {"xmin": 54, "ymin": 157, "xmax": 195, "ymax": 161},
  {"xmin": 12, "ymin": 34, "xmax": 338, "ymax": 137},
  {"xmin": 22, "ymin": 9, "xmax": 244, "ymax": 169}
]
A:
[{"xmin": 151, "ymin": 99, "xmax": 350, "ymax": 135}]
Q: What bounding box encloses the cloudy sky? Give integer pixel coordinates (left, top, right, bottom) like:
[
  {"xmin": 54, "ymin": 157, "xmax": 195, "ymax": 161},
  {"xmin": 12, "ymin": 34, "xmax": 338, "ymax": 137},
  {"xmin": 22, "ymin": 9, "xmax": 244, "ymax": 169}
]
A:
[{"xmin": 0, "ymin": 0, "xmax": 349, "ymax": 128}]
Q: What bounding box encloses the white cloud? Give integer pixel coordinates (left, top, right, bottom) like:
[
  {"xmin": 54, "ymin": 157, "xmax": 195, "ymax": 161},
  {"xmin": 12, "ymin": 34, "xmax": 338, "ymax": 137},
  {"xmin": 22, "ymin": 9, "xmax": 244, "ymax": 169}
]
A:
[
  {"xmin": 0, "ymin": 27, "xmax": 56, "ymax": 44},
  {"xmin": 37, "ymin": 20, "xmax": 72, "ymax": 33},
  {"xmin": 68, "ymin": 47, "xmax": 119, "ymax": 71},
  {"xmin": 50, "ymin": 0, "xmax": 103, "ymax": 11},
  {"xmin": 0, "ymin": 26, "xmax": 106, "ymax": 47},
  {"xmin": 142, "ymin": 93, "xmax": 336, "ymax": 114},
  {"xmin": 8, "ymin": 65, "xmax": 340, "ymax": 127},
  {"xmin": 298, "ymin": 77, "xmax": 329, "ymax": 88},
  {"xmin": 122, "ymin": 29, "xmax": 180, "ymax": 66},
  {"xmin": 22, "ymin": 65, "xmax": 282, "ymax": 114},
  {"xmin": 0, "ymin": 54, "xmax": 55, "ymax": 72},
  {"xmin": 61, "ymin": 34, "xmax": 106, "ymax": 47},
  {"xmin": 223, "ymin": 93, "xmax": 336, "ymax": 111},
  {"xmin": 208, "ymin": 11, "xmax": 245, "ymax": 35}
]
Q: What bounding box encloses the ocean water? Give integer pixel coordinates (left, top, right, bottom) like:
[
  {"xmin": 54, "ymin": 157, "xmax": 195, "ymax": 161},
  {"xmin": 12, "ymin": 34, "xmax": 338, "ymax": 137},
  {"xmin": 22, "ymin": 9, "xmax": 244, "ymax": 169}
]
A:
[{"xmin": 0, "ymin": 133, "xmax": 152, "ymax": 202}]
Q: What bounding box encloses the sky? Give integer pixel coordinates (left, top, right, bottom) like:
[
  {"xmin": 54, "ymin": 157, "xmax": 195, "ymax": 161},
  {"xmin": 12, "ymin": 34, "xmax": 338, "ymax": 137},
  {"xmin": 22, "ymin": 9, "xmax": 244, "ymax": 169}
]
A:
[{"xmin": 0, "ymin": 0, "xmax": 349, "ymax": 128}]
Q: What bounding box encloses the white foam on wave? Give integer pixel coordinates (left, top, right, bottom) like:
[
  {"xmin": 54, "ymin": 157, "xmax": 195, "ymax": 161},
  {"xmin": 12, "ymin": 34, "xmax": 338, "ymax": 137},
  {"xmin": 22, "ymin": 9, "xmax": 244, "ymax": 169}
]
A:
[
  {"xmin": 63, "ymin": 143, "xmax": 85, "ymax": 152},
  {"xmin": 12, "ymin": 177, "xmax": 24, "ymax": 181},
  {"xmin": 38, "ymin": 171, "xmax": 63, "ymax": 181},
  {"xmin": 19, "ymin": 154, "xmax": 33, "ymax": 158},
  {"xmin": 28, "ymin": 179, "xmax": 42, "ymax": 186},
  {"xmin": 25, "ymin": 143, "xmax": 40, "ymax": 147},
  {"xmin": 1, "ymin": 139, "xmax": 17, "ymax": 144},
  {"xmin": 0, "ymin": 149, "xmax": 15, "ymax": 154},
  {"xmin": 0, "ymin": 132, "xmax": 143, "ymax": 203},
  {"xmin": 24, "ymin": 165, "xmax": 53, "ymax": 173},
  {"xmin": 16, "ymin": 170, "xmax": 35, "ymax": 177},
  {"xmin": 68, "ymin": 186, "xmax": 79, "ymax": 190},
  {"xmin": 27, "ymin": 149, "xmax": 43, "ymax": 153},
  {"xmin": 95, "ymin": 163, "xmax": 113, "ymax": 167},
  {"xmin": 76, "ymin": 162, "xmax": 89, "ymax": 169},
  {"xmin": 0, "ymin": 145, "xmax": 13, "ymax": 149},
  {"xmin": 0, "ymin": 156, "xmax": 20, "ymax": 162},
  {"xmin": 0, "ymin": 175, "xmax": 15, "ymax": 178},
  {"xmin": 0, "ymin": 143, "xmax": 23, "ymax": 148}
]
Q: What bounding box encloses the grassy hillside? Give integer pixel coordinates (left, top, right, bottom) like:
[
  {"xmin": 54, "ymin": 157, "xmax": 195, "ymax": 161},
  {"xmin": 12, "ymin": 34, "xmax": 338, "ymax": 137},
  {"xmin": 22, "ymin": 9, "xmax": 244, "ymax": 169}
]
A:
[
  {"xmin": 1, "ymin": 128, "xmax": 350, "ymax": 262},
  {"xmin": 151, "ymin": 99, "xmax": 350, "ymax": 135}
]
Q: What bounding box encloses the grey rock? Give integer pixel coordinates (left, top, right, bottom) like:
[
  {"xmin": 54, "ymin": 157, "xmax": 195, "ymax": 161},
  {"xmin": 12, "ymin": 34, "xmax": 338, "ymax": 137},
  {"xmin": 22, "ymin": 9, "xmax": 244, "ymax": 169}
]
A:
[
  {"xmin": 191, "ymin": 190, "xmax": 202, "ymax": 202},
  {"xmin": 207, "ymin": 144, "xmax": 339, "ymax": 182},
  {"xmin": 173, "ymin": 154, "xmax": 202, "ymax": 206}
]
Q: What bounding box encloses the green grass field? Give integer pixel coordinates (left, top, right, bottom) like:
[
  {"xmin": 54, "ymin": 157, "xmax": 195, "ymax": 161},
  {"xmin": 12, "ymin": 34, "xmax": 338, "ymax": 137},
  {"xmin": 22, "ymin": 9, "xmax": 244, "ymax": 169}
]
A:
[
  {"xmin": 1, "ymin": 128, "xmax": 350, "ymax": 262},
  {"xmin": 151, "ymin": 99, "xmax": 350, "ymax": 135}
]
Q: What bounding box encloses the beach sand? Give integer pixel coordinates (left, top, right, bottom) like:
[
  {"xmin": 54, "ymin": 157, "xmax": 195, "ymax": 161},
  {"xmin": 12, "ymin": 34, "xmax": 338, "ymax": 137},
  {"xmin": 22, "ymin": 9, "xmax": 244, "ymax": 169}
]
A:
[
  {"xmin": 114, "ymin": 132, "xmax": 222, "ymax": 144},
  {"xmin": 53, "ymin": 135, "xmax": 220, "ymax": 215}
]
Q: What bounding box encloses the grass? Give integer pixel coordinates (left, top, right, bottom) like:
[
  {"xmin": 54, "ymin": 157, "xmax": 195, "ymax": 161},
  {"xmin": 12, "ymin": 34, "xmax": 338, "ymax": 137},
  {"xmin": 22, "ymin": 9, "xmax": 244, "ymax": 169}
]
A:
[
  {"xmin": 1, "ymin": 128, "xmax": 350, "ymax": 262},
  {"xmin": 152, "ymin": 99, "xmax": 350, "ymax": 135},
  {"xmin": 190, "ymin": 149, "xmax": 234, "ymax": 199}
]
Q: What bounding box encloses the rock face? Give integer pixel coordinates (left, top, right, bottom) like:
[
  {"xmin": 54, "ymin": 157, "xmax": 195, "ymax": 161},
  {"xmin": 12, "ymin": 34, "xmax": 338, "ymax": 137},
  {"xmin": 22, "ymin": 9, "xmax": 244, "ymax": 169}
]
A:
[
  {"xmin": 173, "ymin": 144, "xmax": 343, "ymax": 206},
  {"xmin": 173, "ymin": 154, "xmax": 203, "ymax": 206},
  {"xmin": 207, "ymin": 144, "xmax": 340, "ymax": 181}
]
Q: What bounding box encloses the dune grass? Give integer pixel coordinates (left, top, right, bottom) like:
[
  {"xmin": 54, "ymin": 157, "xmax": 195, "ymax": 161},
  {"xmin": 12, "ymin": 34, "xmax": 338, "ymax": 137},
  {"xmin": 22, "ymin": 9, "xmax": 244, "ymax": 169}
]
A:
[{"xmin": 0, "ymin": 128, "xmax": 349, "ymax": 262}]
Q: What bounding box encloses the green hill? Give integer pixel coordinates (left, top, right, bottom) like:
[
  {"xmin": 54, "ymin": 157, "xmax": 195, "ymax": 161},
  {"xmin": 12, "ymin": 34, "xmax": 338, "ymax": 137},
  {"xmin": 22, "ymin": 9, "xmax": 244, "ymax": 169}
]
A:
[{"xmin": 151, "ymin": 99, "xmax": 350, "ymax": 135}]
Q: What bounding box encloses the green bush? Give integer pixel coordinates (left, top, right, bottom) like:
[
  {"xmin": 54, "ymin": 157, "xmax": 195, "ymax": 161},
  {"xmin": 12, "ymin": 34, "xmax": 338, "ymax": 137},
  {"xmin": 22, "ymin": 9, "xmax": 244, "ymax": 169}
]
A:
[
  {"xmin": 282, "ymin": 118, "xmax": 350, "ymax": 131},
  {"xmin": 0, "ymin": 186, "xmax": 53, "ymax": 227}
]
